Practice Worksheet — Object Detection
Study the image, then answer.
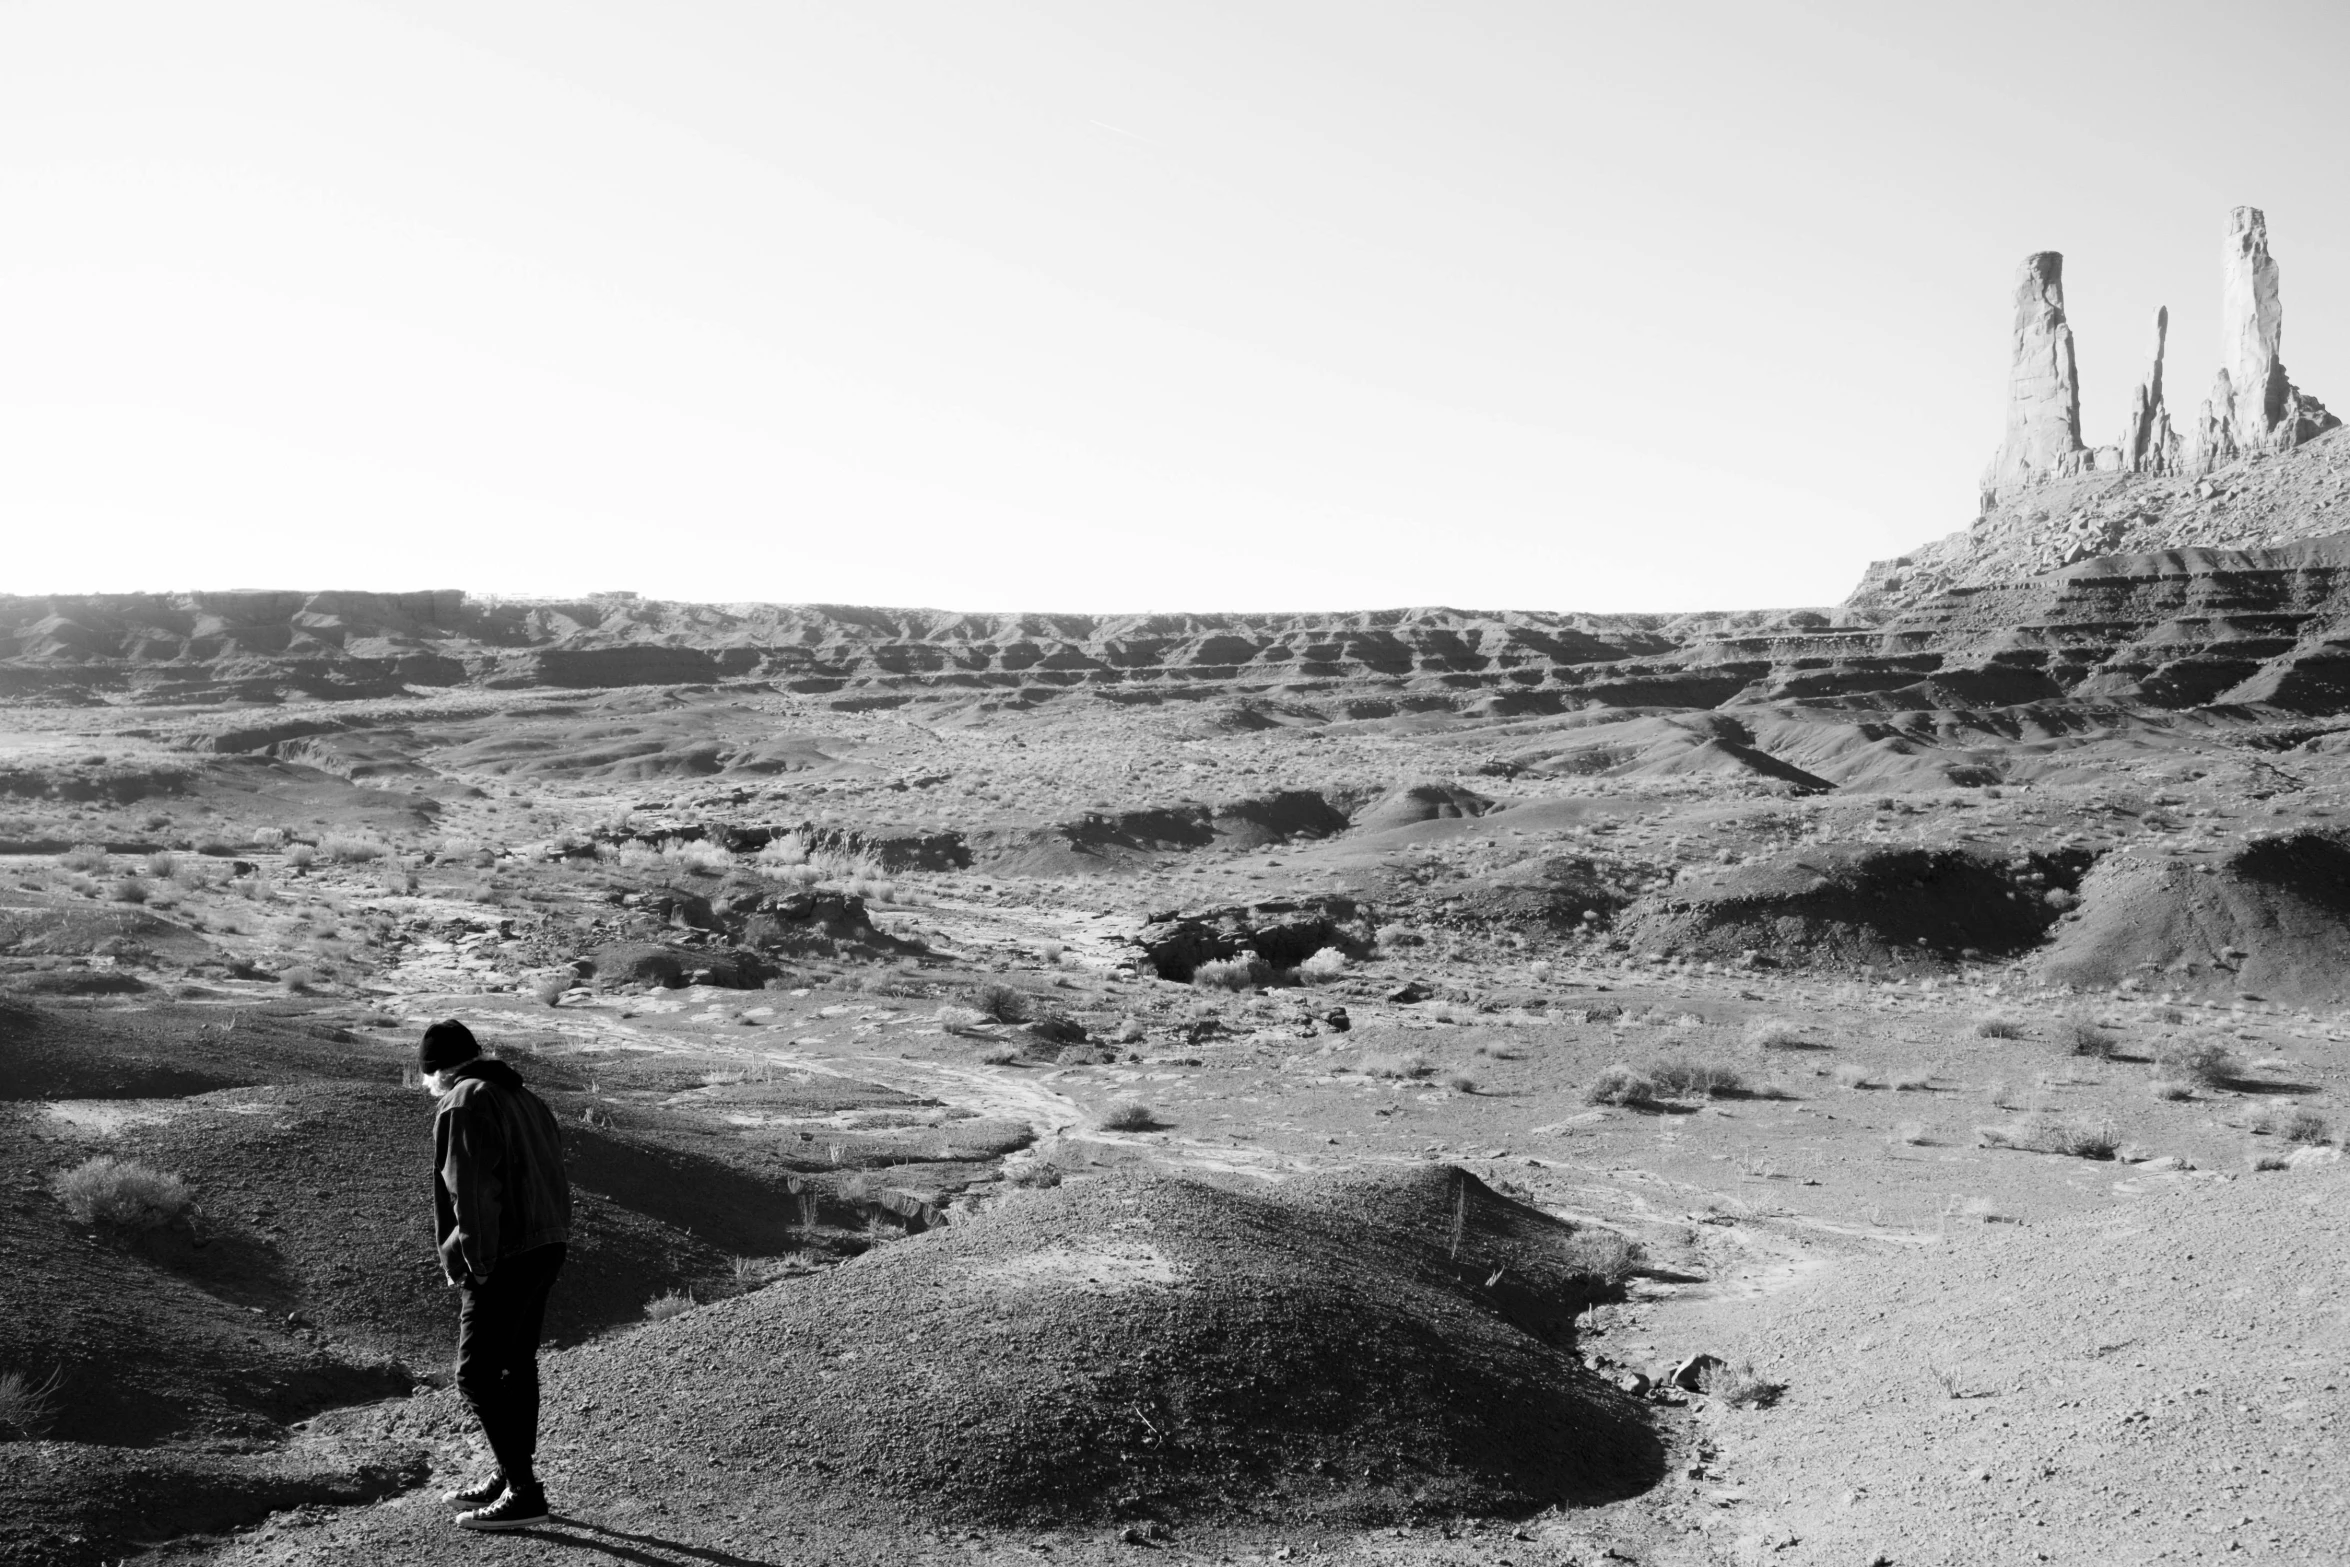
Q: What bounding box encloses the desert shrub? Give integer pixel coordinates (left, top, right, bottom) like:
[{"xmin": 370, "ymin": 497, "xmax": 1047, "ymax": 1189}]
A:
[
  {"xmin": 1647, "ymin": 1058, "xmax": 1744, "ymax": 1099},
  {"xmin": 937, "ymin": 1004, "xmax": 991, "ymax": 1035},
  {"xmin": 971, "ymin": 983, "xmax": 1029, "ymax": 1023},
  {"xmin": 1889, "ymin": 1070, "xmax": 1934, "ymax": 1091},
  {"xmin": 1971, "ymin": 1012, "xmax": 2024, "ymax": 1040},
  {"xmin": 57, "ymin": 843, "xmax": 106, "ymax": 873},
  {"xmin": 2061, "ymin": 1016, "xmax": 2119, "ymax": 1058},
  {"xmin": 1375, "ymin": 923, "xmax": 1424, "ymax": 949},
  {"xmin": 53, "ymin": 1157, "xmax": 192, "ymax": 1227},
  {"xmin": 1112, "ymin": 1015, "xmax": 1146, "ymax": 1044},
  {"xmin": 1295, "ymin": 947, "xmax": 1349, "ymax": 984},
  {"xmin": 978, "ymin": 1044, "xmax": 1021, "ymax": 1066},
  {"xmin": 642, "ymin": 1291, "xmax": 696, "ymax": 1323},
  {"xmin": 2153, "ymin": 1039, "xmax": 2235, "ymax": 1088},
  {"xmin": 1439, "ymin": 1071, "xmax": 1477, "ymax": 1094},
  {"xmin": 322, "ymin": 834, "xmax": 387, "ymax": 863},
  {"xmin": 192, "ymin": 834, "xmax": 241, "ymax": 856},
  {"xmin": 1360, "ymin": 1052, "xmax": 1435, "ymax": 1080},
  {"xmin": 107, "ymin": 876, "xmax": 150, "ymax": 904},
  {"xmin": 1743, "ymin": 1017, "xmax": 1803, "ymax": 1051},
  {"xmin": 2148, "ymin": 1077, "xmax": 2195, "ymax": 1101},
  {"xmin": 2247, "ymin": 1151, "xmax": 2292, "ymax": 1172},
  {"xmin": 667, "ymin": 839, "xmax": 732, "ymax": 877},
  {"xmin": 143, "ymin": 852, "xmax": 177, "ymax": 879},
  {"xmin": 1561, "ymin": 1226, "xmax": 1640, "ymax": 1286},
  {"xmin": 1699, "ymin": 1360, "xmax": 1785, "ymax": 1409},
  {"xmin": 1979, "ymin": 1114, "xmax": 2118, "ymax": 1159},
  {"xmin": 285, "ymin": 843, "xmax": 317, "ymax": 868},
  {"xmin": 1097, "ymin": 1099, "xmax": 1157, "ymax": 1131},
  {"xmin": 1192, "ymin": 955, "xmax": 1271, "ymax": 991},
  {"xmin": 1832, "ymin": 1064, "xmax": 1878, "ymax": 1089},
  {"xmin": 0, "ymin": 1368, "xmax": 62, "ymax": 1441},
  {"xmin": 1037, "ymin": 941, "xmax": 1064, "ymax": 963},
  {"xmin": 280, "ymin": 966, "xmax": 320, "ymax": 993},
  {"xmin": 1892, "ymin": 1120, "xmax": 1928, "ymax": 1145},
  {"xmin": 1006, "ymin": 1162, "xmax": 1063, "ymax": 1189},
  {"xmin": 532, "ymin": 975, "xmax": 569, "ymax": 1008},
  {"xmin": 2281, "ymin": 1110, "xmax": 2331, "ymax": 1145},
  {"xmin": 756, "ymin": 832, "xmax": 810, "ymax": 868},
  {"xmin": 1585, "ymin": 1064, "xmax": 1658, "ymax": 1107}
]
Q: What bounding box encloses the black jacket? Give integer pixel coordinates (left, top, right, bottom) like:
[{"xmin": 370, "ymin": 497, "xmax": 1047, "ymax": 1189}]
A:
[{"xmin": 432, "ymin": 1058, "xmax": 571, "ymax": 1284}]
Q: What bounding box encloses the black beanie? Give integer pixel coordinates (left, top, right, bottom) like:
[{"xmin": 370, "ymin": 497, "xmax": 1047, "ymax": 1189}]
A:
[{"xmin": 419, "ymin": 1019, "xmax": 482, "ymax": 1074}]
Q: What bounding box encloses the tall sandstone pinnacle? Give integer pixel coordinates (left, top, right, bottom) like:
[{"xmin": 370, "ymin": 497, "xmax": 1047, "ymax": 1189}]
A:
[
  {"xmin": 1982, "ymin": 251, "xmax": 2085, "ymax": 507},
  {"xmin": 2119, "ymin": 305, "xmax": 2179, "ymax": 475},
  {"xmin": 2194, "ymin": 206, "xmax": 2337, "ymax": 470}
]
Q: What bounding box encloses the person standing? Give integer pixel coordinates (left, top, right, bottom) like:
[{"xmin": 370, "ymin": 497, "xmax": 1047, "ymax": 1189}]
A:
[{"xmin": 418, "ymin": 1019, "xmax": 571, "ymax": 1532}]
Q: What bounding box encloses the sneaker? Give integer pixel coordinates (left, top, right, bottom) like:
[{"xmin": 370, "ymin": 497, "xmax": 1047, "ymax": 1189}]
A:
[
  {"xmin": 443, "ymin": 1474, "xmax": 506, "ymax": 1508},
  {"xmin": 455, "ymin": 1489, "xmax": 549, "ymax": 1532}
]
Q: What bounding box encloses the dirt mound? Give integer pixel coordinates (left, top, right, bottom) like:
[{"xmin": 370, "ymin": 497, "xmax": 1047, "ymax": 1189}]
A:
[
  {"xmin": 348, "ymin": 1165, "xmax": 1654, "ymax": 1535},
  {"xmin": 1613, "ymin": 845, "xmax": 2089, "ymax": 970},
  {"xmin": 2037, "ymin": 828, "xmax": 2350, "ymax": 1002},
  {"xmin": 1351, "ymin": 782, "xmax": 1496, "ymax": 832},
  {"xmin": 1137, "ymin": 896, "xmax": 1377, "ymax": 981}
]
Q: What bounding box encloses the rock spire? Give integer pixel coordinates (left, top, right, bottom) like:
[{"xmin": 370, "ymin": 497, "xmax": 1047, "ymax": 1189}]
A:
[
  {"xmin": 2193, "ymin": 207, "xmax": 2336, "ymax": 470},
  {"xmin": 1982, "ymin": 251, "xmax": 2086, "ymax": 506},
  {"xmin": 2119, "ymin": 306, "xmax": 2179, "ymax": 475}
]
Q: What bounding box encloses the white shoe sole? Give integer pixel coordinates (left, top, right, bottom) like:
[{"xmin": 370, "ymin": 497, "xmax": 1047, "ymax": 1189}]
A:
[{"xmin": 456, "ymin": 1510, "xmax": 549, "ymax": 1532}]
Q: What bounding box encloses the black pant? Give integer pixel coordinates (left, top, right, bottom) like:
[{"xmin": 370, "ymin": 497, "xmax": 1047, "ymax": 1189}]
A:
[{"xmin": 455, "ymin": 1243, "xmax": 566, "ymax": 1491}]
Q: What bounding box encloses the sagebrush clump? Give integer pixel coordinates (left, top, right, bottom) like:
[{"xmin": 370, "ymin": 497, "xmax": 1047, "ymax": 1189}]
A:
[
  {"xmin": 53, "ymin": 1157, "xmax": 192, "ymax": 1228},
  {"xmin": 1585, "ymin": 1064, "xmax": 1658, "ymax": 1107},
  {"xmin": 2153, "ymin": 1039, "xmax": 2235, "ymax": 1088}
]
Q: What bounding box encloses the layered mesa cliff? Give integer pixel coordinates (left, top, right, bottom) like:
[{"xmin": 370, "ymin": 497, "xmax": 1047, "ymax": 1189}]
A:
[
  {"xmin": 11, "ymin": 204, "xmax": 2350, "ymax": 720},
  {"xmin": 10, "ymin": 523, "xmax": 2350, "ymax": 718}
]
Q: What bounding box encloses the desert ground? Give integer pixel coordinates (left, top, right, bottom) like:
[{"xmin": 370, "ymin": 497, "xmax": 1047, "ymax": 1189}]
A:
[{"xmin": 7, "ymin": 526, "xmax": 2350, "ymax": 1567}]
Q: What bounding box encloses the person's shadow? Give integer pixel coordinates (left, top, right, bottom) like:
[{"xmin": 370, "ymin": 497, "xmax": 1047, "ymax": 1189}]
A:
[{"xmin": 512, "ymin": 1517, "xmax": 793, "ymax": 1566}]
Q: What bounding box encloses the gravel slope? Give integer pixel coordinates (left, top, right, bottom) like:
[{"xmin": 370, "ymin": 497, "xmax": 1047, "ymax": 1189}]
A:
[{"xmin": 1685, "ymin": 1164, "xmax": 2350, "ymax": 1564}]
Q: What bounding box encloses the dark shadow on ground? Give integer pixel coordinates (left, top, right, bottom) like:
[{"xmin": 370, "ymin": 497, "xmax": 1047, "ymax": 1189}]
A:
[{"xmin": 525, "ymin": 1518, "xmax": 792, "ymax": 1567}]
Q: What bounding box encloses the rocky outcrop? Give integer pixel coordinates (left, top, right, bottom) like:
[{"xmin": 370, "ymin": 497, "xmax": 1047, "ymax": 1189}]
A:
[
  {"xmin": 1860, "ymin": 206, "xmax": 2349, "ymax": 612},
  {"xmin": 1982, "ymin": 252, "xmax": 2086, "ymax": 506},
  {"xmin": 2118, "ymin": 307, "xmax": 2179, "ymax": 476},
  {"xmin": 2197, "ymin": 206, "xmax": 2338, "ymax": 467}
]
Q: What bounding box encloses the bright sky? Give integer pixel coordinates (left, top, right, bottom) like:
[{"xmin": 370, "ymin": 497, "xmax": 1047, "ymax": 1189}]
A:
[{"xmin": 5, "ymin": 0, "xmax": 2349, "ymax": 613}]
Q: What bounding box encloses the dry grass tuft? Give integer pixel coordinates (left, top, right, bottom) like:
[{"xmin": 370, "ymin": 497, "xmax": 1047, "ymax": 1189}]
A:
[
  {"xmin": 2148, "ymin": 1077, "xmax": 2195, "ymax": 1101},
  {"xmin": 2281, "ymin": 1109, "xmax": 2331, "ymax": 1145},
  {"xmin": 1743, "ymin": 1017, "xmax": 1805, "ymax": 1051},
  {"xmin": 970, "ymin": 983, "xmax": 1029, "ymax": 1024},
  {"xmin": 2153, "ymin": 1040, "xmax": 2236, "ymax": 1089},
  {"xmin": 1970, "ymin": 1012, "xmax": 2025, "ymax": 1040},
  {"xmin": 1699, "ymin": 1360, "xmax": 1785, "ymax": 1409},
  {"xmin": 1192, "ymin": 954, "xmax": 1271, "ymax": 991},
  {"xmin": 642, "ymin": 1290, "xmax": 696, "ymax": 1323},
  {"xmin": 1097, "ymin": 1099, "xmax": 1158, "ymax": 1131},
  {"xmin": 1295, "ymin": 946, "xmax": 1349, "ymax": 984},
  {"xmin": 57, "ymin": 843, "xmax": 106, "ymax": 874},
  {"xmin": 1646, "ymin": 1058, "xmax": 1745, "ymax": 1099},
  {"xmin": 1584, "ymin": 1064, "xmax": 1658, "ymax": 1107},
  {"xmin": 1978, "ymin": 1114, "xmax": 2119, "ymax": 1160},
  {"xmin": 1360, "ymin": 1052, "xmax": 1435, "ymax": 1081},
  {"xmin": 0, "ymin": 1368, "xmax": 63, "ymax": 1441},
  {"xmin": 1832, "ymin": 1064, "xmax": 1879, "ymax": 1090},
  {"xmin": 2060, "ymin": 1016, "xmax": 2119, "ymax": 1059},
  {"xmin": 53, "ymin": 1157, "xmax": 192, "ymax": 1227}
]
